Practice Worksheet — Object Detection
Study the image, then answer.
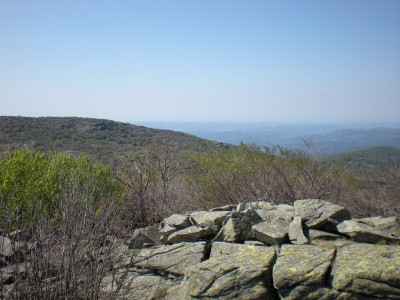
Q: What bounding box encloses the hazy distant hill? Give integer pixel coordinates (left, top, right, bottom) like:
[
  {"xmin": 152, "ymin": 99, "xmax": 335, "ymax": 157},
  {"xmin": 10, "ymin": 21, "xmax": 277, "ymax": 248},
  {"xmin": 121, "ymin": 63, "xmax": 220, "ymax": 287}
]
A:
[
  {"xmin": 137, "ymin": 122, "xmax": 400, "ymax": 155},
  {"xmin": 289, "ymin": 128, "xmax": 400, "ymax": 154},
  {"xmin": 323, "ymin": 146, "xmax": 400, "ymax": 171},
  {"xmin": 0, "ymin": 116, "xmax": 221, "ymax": 168}
]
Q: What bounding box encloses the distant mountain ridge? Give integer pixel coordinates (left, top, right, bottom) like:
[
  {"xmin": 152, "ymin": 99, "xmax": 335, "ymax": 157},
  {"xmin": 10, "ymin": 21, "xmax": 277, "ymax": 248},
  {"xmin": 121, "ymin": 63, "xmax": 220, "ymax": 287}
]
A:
[
  {"xmin": 137, "ymin": 122, "xmax": 400, "ymax": 155},
  {"xmin": 0, "ymin": 116, "xmax": 221, "ymax": 168}
]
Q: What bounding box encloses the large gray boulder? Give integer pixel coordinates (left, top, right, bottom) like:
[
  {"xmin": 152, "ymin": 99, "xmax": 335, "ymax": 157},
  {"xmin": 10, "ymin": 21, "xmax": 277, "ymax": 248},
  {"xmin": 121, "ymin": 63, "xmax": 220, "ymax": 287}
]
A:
[
  {"xmin": 131, "ymin": 242, "xmax": 207, "ymax": 275},
  {"xmin": 252, "ymin": 218, "xmax": 291, "ymax": 245},
  {"xmin": 356, "ymin": 216, "xmax": 400, "ymax": 238},
  {"xmin": 162, "ymin": 214, "xmax": 192, "ymax": 229},
  {"xmin": 128, "ymin": 226, "xmax": 159, "ymax": 249},
  {"xmin": 289, "ymin": 217, "xmax": 308, "ymax": 245},
  {"xmin": 167, "ymin": 225, "xmax": 217, "ymax": 243},
  {"xmin": 294, "ymin": 199, "xmax": 351, "ymax": 229},
  {"xmin": 256, "ymin": 204, "xmax": 295, "ymax": 223},
  {"xmin": 100, "ymin": 273, "xmax": 178, "ymax": 300},
  {"xmin": 190, "ymin": 211, "xmax": 230, "ymax": 227},
  {"xmin": 159, "ymin": 214, "xmax": 192, "ymax": 242},
  {"xmin": 273, "ymin": 245, "xmax": 336, "ymax": 299},
  {"xmin": 330, "ymin": 243, "xmax": 400, "ymax": 299},
  {"xmin": 307, "ymin": 229, "xmax": 351, "ymax": 249},
  {"xmin": 336, "ymin": 220, "xmax": 400, "ymax": 244},
  {"xmin": 0, "ymin": 236, "xmax": 13, "ymax": 257},
  {"xmin": 170, "ymin": 242, "xmax": 277, "ymax": 299},
  {"xmin": 214, "ymin": 209, "xmax": 262, "ymax": 242}
]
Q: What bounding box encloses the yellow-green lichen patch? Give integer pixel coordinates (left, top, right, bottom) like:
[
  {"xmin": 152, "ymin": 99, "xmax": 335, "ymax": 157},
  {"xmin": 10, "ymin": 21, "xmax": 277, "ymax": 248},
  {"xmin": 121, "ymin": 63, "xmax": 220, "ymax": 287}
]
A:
[
  {"xmin": 330, "ymin": 243, "xmax": 400, "ymax": 298},
  {"xmin": 273, "ymin": 244, "xmax": 335, "ymax": 290}
]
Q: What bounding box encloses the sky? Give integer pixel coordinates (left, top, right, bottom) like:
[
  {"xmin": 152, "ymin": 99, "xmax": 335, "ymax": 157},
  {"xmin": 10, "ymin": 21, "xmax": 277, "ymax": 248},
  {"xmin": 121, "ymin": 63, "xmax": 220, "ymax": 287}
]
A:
[{"xmin": 0, "ymin": 0, "xmax": 399, "ymax": 123}]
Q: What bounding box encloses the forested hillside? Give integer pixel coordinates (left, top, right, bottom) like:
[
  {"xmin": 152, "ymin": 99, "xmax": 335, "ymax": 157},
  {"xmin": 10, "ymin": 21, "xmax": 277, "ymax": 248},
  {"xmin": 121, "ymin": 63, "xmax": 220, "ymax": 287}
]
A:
[{"xmin": 0, "ymin": 116, "xmax": 222, "ymax": 168}]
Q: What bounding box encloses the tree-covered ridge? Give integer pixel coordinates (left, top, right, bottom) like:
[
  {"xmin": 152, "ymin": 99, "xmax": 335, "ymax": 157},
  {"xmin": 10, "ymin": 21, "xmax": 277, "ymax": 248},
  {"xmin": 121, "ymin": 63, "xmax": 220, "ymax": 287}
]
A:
[{"xmin": 0, "ymin": 116, "xmax": 222, "ymax": 168}]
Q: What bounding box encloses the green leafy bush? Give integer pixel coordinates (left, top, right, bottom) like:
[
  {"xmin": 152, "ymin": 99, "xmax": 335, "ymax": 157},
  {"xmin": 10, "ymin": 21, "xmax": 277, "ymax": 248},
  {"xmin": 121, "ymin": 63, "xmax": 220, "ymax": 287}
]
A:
[{"xmin": 0, "ymin": 150, "xmax": 122, "ymax": 226}]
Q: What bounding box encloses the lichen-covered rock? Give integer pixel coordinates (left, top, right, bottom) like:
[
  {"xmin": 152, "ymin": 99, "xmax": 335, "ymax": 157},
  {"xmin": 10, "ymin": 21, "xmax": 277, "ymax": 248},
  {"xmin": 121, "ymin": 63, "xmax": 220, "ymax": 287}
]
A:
[
  {"xmin": 0, "ymin": 236, "xmax": 13, "ymax": 257},
  {"xmin": 277, "ymin": 285, "xmax": 342, "ymax": 300},
  {"xmin": 174, "ymin": 242, "xmax": 277, "ymax": 299},
  {"xmin": 131, "ymin": 242, "xmax": 207, "ymax": 275},
  {"xmin": 215, "ymin": 209, "xmax": 262, "ymax": 242},
  {"xmin": 100, "ymin": 273, "xmax": 179, "ymax": 300},
  {"xmin": 307, "ymin": 229, "xmax": 351, "ymax": 249},
  {"xmin": 237, "ymin": 201, "xmax": 275, "ymax": 211},
  {"xmin": 159, "ymin": 224, "xmax": 177, "ymax": 243},
  {"xmin": 190, "ymin": 211, "xmax": 230, "ymax": 227},
  {"xmin": 167, "ymin": 225, "xmax": 217, "ymax": 243},
  {"xmin": 273, "ymin": 245, "xmax": 335, "ymax": 290},
  {"xmin": 256, "ymin": 204, "xmax": 295, "ymax": 223},
  {"xmin": 210, "ymin": 241, "xmax": 271, "ymax": 257},
  {"xmin": 209, "ymin": 204, "xmax": 237, "ymax": 212},
  {"xmin": 159, "ymin": 214, "xmax": 192, "ymax": 243},
  {"xmin": 330, "ymin": 243, "xmax": 400, "ymax": 299},
  {"xmin": 294, "ymin": 199, "xmax": 351, "ymax": 229},
  {"xmin": 252, "ymin": 218, "xmax": 290, "ymax": 245},
  {"xmin": 336, "ymin": 220, "xmax": 400, "ymax": 244},
  {"xmin": 128, "ymin": 226, "xmax": 159, "ymax": 249},
  {"xmin": 289, "ymin": 217, "xmax": 308, "ymax": 245},
  {"xmin": 356, "ymin": 216, "xmax": 400, "ymax": 238},
  {"xmin": 162, "ymin": 214, "xmax": 192, "ymax": 229}
]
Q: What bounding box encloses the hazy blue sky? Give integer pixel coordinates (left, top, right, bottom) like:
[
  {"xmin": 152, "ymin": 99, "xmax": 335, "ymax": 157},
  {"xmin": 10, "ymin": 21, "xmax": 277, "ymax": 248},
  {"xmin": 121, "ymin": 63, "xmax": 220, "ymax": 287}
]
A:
[{"xmin": 1, "ymin": 0, "xmax": 399, "ymax": 123}]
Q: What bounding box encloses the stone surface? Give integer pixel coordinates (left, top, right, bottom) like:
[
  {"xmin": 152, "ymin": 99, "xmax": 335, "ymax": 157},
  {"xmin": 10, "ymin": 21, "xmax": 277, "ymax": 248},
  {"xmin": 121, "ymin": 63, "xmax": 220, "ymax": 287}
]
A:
[
  {"xmin": 330, "ymin": 243, "xmax": 400, "ymax": 299},
  {"xmin": 167, "ymin": 225, "xmax": 216, "ymax": 243},
  {"xmin": 273, "ymin": 245, "xmax": 335, "ymax": 290},
  {"xmin": 162, "ymin": 214, "xmax": 192, "ymax": 229},
  {"xmin": 294, "ymin": 199, "xmax": 351, "ymax": 229},
  {"xmin": 174, "ymin": 242, "xmax": 277, "ymax": 299},
  {"xmin": 237, "ymin": 201, "xmax": 275, "ymax": 211},
  {"xmin": 252, "ymin": 218, "xmax": 290, "ymax": 245},
  {"xmin": 190, "ymin": 211, "xmax": 230, "ymax": 227},
  {"xmin": 256, "ymin": 204, "xmax": 295, "ymax": 223},
  {"xmin": 100, "ymin": 273, "xmax": 178, "ymax": 300},
  {"xmin": 278, "ymin": 285, "xmax": 341, "ymax": 300},
  {"xmin": 159, "ymin": 224, "xmax": 177, "ymax": 243},
  {"xmin": 307, "ymin": 229, "xmax": 351, "ymax": 249},
  {"xmin": 131, "ymin": 242, "xmax": 207, "ymax": 275},
  {"xmin": 289, "ymin": 217, "xmax": 308, "ymax": 245},
  {"xmin": 128, "ymin": 226, "xmax": 159, "ymax": 249},
  {"xmin": 356, "ymin": 216, "xmax": 400, "ymax": 238},
  {"xmin": 336, "ymin": 220, "xmax": 400, "ymax": 244},
  {"xmin": 0, "ymin": 236, "xmax": 13, "ymax": 257},
  {"xmin": 210, "ymin": 241, "xmax": 273, "ymax": 258},
  {"xmin": 209, "ymin": 204, "xmax": 236, "ymax": 212},
  {"xmin": 215, "ymin": 209, "xmax": 262, "ymax": 242}
]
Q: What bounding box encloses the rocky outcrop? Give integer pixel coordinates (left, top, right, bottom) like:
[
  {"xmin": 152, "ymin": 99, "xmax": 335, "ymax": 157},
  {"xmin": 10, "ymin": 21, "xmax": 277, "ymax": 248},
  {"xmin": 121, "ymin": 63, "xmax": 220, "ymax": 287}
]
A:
[{"xmin": 2, "ymin": 199, "xmax": 400, "ymax": 299}]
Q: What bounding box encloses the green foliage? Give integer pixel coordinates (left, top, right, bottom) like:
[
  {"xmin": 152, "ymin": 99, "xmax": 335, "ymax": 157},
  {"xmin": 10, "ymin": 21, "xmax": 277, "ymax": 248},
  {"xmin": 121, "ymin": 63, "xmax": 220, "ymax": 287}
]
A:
[
  {"xmin": 187, "ymin": 144, "xmax": 343, "ymax": 205},
  {"xmin": 0, "ymin": 149, "xmax": 122, "ymax": 225}
]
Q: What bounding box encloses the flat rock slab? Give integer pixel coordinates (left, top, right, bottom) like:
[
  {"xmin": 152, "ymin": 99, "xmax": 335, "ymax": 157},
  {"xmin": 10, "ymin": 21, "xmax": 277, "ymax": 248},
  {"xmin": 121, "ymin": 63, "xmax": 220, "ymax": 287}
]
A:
[
  {"xmin": 273, "ymin": 245, "xmax": 335, "ymax": 290},
  {"xmin": 131, "ymin": 242, "xmax": 207, "ymax": 275},
  {"xmin": 162, "ymin": 214, "xmax": 192, "ymax": 229},
  {"xmin": 210, "ymin": 241, "xmax": 274, "ymax": 258},
  {"xmin": 355, "ymin": 216, "xmax": 400, "ymax": 238},
  {"xmin": 256, "ymin": 204, "xmax": 294, "ymax": 223},
  {"xmin": 289, "ymin": 217, "xmax": 308, "ymax": 245},
  {"xmin": 277, "ymin": 285, "xmax": 342, "ymax": 300},
  {"xmin": 190, "ymin": 211, "xmax": 230, "ymax": 227},
  {"xmin": 216, "ymin": 210, "xmax": 262, "ymax": 242},
  {"xmin": 0, "ymin": 236, "xmax": 13, "ymax": 257},
  {"xmin": 330, "ymin": 243, "xmax": 400, "ymax": 299},
  {"xmin": 167, "ymin": 225, "xmax": 216, "ymax": 243},
  {"xmin": 128, "ymin": 226, "xmax": 159, "ymax": 249},
  {"xmin": 336, "ymin": 220, "xmax": 400, "ymax": 244},
  {"xmin": 294, "ymin": 199, "xmax": 351, "ymax": 229},
  {"xmin": 100, "ymin": 274, "xmax": 178, "ymax": 300},
  {"xmin": 252, "ymin": 219, "xmax": 290, "ymax": 245},
  {"xmin": 174, "ymin": 243, "xmax": 277, "ymax": 299}
]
